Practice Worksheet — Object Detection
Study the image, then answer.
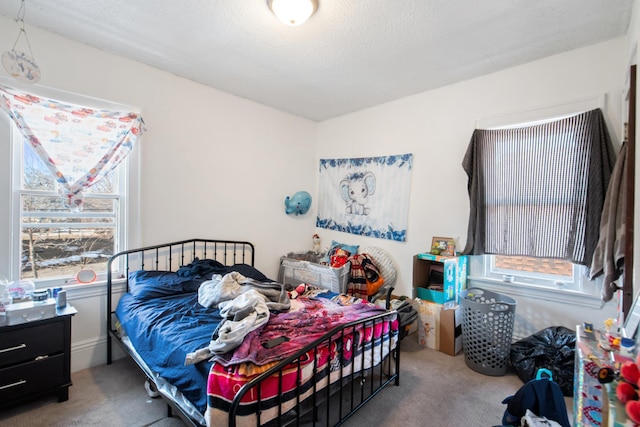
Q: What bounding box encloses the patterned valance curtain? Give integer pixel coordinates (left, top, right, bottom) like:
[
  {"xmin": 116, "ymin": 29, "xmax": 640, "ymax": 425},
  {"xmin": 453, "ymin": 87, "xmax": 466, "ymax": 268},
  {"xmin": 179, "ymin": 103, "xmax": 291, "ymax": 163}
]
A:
[
  {"xmin": 0, "ymin": 84, "xmax": 145, "ymax": 211},
  {"xmin": 462, "ymin": 108, "xmax": 616, "ymax": 267}
]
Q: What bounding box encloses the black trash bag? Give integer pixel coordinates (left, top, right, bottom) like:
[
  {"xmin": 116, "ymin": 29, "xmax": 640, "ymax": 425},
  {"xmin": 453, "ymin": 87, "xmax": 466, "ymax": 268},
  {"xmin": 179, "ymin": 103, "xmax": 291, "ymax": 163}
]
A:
[{"xmin": 509, "ymin": 326, "xmax": 576, "ymax": 397}]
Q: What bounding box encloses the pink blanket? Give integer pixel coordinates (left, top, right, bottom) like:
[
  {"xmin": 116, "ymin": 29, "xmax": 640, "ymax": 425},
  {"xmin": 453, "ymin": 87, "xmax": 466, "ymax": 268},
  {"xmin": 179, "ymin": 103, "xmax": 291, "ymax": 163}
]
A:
[{"xmin": 213, "ymin": 295, "xmax": 387, "ymax": 366}]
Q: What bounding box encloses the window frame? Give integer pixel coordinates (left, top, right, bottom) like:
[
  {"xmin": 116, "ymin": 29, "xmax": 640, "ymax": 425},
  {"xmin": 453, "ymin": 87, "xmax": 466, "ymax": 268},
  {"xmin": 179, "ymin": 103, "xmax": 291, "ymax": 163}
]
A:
[
  {"xmin": 468, "ymin": 255, "xmax": 603, "ymax": 308},
  {"xmin": 0, "ymin": 83, "xmax": 141, "ymax": 288},
  {"xmin": 468, "ymin": 95, "xmax": 608, "ymax": 307},
  {"xmin": 11, "ymin": 125, "xmax": 128, "ymax": 287}
]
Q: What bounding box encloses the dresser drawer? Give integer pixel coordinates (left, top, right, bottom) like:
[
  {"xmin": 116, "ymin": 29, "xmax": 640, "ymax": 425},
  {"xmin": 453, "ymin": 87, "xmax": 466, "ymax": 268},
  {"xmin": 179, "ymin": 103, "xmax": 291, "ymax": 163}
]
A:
[
  {"xmin": 0, "ymin": 354, "xmax": 65, "ymax": 402},
  {"xmin": 0, "ymin": 321, "xmax": 64, "ymax": 367}
]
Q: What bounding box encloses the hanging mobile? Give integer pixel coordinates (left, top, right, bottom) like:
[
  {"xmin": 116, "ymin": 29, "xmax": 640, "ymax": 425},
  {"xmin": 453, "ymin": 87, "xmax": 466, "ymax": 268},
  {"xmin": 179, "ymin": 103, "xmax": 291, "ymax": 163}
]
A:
[{"xmin": 2, "ymin": 0, "xmax": 41, "ymax": 83}]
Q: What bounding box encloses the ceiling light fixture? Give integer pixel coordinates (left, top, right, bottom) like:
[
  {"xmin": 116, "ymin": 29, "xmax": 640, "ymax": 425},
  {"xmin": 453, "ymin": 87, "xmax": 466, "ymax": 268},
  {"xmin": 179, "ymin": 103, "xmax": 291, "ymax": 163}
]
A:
[
  {"xmin": 2, "ymin": 0, "xmax": 40, "ymax": 83},
  {"xmin": 268, "ymin": 0, "xmax": 318, "ymax": 26}
]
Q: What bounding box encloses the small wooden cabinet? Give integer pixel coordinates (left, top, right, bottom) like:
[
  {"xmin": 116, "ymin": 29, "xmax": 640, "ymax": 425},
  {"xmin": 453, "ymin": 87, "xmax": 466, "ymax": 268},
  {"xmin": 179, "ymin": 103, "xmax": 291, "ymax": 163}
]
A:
[{"xmin": 0, "ymin": 305, "xmax": 77, "ymax": 407}]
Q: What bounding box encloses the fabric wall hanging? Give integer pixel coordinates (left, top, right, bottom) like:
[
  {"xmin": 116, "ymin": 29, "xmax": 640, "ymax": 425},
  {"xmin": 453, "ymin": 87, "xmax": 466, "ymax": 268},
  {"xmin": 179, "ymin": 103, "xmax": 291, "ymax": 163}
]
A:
[
  {"xmin": 0, "ymin": 84, "xmax": 146, "ymax": 211},
  {"xmin": 316, "ymin": 153, "xmax": 413, "ymax": 242}
]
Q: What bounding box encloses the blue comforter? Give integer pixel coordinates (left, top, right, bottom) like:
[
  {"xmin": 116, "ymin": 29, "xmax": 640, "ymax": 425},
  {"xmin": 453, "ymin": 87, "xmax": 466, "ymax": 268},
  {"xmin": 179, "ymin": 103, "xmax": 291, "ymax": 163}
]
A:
[
  {"xmin": 116, "ymin": 292, "xmax": 222, "ymax": 414},
  {"xmin": 115, "ymin": 263, "xmax": 274, "ymax": 414}
]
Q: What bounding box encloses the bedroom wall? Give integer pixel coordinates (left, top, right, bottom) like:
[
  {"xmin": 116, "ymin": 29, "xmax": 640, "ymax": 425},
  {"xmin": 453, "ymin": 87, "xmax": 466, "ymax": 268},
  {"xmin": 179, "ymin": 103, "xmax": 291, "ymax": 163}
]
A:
[
  {"xmin": 315, "ymin": 37, "xmax": 627, "ymax": 338},
  {"xmin": 0, "ymin": 15, "xmax": 317, "ymax": 371},
  {"xmin": 0, "ymin": 13, "xmax": 635, "ymax": 371}
]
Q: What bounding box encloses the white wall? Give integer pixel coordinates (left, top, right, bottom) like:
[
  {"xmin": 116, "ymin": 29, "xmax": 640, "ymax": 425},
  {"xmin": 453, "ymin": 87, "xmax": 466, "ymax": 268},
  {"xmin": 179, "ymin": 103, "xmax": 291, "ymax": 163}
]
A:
[
  {"xmin": 316, "ymin": 38, "xmax": 627, "ymax": 338},
  {"xmin": 0, "ymin": 15, "xmax": 317, "ymax": 371},
  {"xmin": 0, "ymin": 15, "xmax": 318, "ymax": 277}
]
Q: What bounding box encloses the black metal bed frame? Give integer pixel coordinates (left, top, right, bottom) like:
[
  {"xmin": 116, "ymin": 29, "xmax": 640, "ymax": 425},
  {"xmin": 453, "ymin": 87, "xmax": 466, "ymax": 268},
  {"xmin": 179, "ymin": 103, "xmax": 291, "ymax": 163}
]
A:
[{"xmin": 106, "ymin": 238, "xmax": 400, "ymax": 427}]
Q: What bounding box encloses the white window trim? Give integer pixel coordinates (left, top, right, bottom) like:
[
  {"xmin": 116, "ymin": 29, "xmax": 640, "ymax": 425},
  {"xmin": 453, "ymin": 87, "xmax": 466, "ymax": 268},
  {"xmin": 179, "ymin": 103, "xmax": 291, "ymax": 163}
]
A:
[
  {"xmin": 468, "ymin": 94, "xmax": 608, "ymax": 308},
  {"xmin": 467, "ymin": 255, "xmax": 604, "ymax": 309},
  {"xmin": 0, "ymin": 81, "xmax": 141, "ymax": 287}
]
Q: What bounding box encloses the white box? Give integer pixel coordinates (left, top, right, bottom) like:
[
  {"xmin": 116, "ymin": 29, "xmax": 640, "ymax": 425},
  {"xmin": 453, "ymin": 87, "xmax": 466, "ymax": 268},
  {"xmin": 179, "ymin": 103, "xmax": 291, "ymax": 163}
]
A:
[{"xmin": 6, "ymin": 299, "xmax": 56, "ymax": 326}]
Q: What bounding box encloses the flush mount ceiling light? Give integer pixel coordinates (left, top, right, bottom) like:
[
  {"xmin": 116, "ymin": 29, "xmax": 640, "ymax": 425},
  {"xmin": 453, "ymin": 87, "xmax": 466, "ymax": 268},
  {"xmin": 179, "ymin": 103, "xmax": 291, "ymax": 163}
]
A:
[{"xmin": 268, "ymin": 0, "xmax": 318, "ymax": 26}]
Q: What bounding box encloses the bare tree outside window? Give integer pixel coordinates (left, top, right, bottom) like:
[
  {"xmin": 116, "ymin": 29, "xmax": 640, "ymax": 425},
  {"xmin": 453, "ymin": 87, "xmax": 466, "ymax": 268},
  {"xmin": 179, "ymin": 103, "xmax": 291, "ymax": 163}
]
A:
[{"xmin": 20, "ymin": 141, "xmax": 117, "ymax": 281}]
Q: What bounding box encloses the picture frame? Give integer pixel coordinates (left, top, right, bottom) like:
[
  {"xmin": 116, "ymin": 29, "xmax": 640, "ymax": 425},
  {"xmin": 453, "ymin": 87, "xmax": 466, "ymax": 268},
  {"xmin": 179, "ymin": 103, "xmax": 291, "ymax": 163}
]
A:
[{"xmin": 431, "ymin": 236, "xmax": 455, "ymax": 256}]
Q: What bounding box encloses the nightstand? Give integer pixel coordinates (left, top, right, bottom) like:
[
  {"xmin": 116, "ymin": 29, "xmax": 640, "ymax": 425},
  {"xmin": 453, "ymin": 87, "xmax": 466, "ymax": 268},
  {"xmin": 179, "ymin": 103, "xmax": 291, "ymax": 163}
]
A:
[{"xmin": 0, "ymin": 304, "xmax": 77, "ymax": 407}]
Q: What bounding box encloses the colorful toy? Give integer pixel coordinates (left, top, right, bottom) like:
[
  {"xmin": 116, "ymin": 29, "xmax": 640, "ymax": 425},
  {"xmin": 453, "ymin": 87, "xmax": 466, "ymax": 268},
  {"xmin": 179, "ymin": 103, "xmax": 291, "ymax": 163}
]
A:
[
  {"xmin": 330, "ymin": 248, "xmax": 349, "ymax": 268},
  {"xmin": 616, "ymin": 381, "xmax": 637, "ymax": 403},
  {"xmin": 615, "ymin": 357, "xmax": 640, "ymax": 421},
  {"xmin": 284, "ymin": 191, "xmax": 312, "ymax": 215},
  {"xmin": 628, "ymin": 400, "xmax": 640, "ymax": 423},
  {"xmin": 312, "ymin": 233, "xmax": 321, "ymax": 254}
]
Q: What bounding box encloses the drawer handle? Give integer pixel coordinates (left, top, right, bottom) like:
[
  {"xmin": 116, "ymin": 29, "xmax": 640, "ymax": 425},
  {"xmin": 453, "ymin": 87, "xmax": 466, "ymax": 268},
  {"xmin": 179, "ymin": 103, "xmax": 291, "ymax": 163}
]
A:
[
  {"xmin": 22, "ymin": 312, "xmax": 46, "ymax": 321},
  {"xmin": 0, "ymin": 343, "xmax": 27, "ymax": 354},
  {"xmin": 0, "ymin": 379, "xmax": 26, "ymax": 390}
]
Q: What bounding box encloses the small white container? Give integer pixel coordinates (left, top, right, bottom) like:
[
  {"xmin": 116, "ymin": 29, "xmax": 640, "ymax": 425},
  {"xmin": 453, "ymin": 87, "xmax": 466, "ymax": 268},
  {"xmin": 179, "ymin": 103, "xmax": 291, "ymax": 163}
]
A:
[
  {"xmin": 5, "ymin": 298, "xmax": 56, "ymax": 326},
  {"xmin": 620, "ymin": 337, "xmax": 636, "ymax": 359}
]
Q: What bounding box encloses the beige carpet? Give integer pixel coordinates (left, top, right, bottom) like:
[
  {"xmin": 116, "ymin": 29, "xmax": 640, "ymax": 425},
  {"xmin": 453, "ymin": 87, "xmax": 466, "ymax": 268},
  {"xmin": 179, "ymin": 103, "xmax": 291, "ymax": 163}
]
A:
[{"xmin": 0, "ymin": 334, "xmax": 573, "ymax": 426}]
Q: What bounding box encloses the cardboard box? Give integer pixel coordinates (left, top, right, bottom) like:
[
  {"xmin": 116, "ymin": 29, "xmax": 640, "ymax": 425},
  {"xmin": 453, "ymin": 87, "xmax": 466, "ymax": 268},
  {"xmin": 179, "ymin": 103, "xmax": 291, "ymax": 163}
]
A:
[
  {"xmin": 416, "ymin": 299, "xmax": 463, "ymax": 356},
  {"xmin": 413, "ymin": 254, "xmax": 467, "ymax": 304}
]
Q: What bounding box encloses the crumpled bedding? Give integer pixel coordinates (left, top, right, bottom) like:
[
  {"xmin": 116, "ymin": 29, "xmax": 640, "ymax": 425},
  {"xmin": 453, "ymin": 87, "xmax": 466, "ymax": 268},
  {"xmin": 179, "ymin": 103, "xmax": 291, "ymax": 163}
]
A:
[
  {"xmin": 185, "ymin": 272, "xmax": 291, "ymax": 364},
  {"xmin": 213, "ymin": 291, "xmax": 388, "ymax": 367},
  {"xmin": 206, "ymin": 290, "xmax": 398, "ymax": 427}
]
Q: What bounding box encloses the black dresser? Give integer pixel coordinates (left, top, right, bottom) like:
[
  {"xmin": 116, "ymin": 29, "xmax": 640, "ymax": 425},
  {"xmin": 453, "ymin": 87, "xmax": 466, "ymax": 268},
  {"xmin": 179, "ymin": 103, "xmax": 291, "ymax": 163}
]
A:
[{"xmin": 0, "ymin": 305, "xmax": 77, "ymax": 407}]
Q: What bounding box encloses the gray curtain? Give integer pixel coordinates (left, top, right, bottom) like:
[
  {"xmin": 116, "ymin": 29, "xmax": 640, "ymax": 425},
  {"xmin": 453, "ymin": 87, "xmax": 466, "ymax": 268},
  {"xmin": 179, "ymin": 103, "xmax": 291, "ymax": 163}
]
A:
[{"xmin": 462, "ymin": 108, "xmax": 616, "ymax": 267}]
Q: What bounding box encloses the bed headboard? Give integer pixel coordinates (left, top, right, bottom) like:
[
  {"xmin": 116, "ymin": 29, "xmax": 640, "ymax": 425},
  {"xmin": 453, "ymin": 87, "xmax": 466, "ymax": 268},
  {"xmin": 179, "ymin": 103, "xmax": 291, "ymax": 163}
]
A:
[
  {"xmin": 106, "ymin": 238, "xmax": 254, "ymax": 327},
  {"xmin": 107, "ymin": 238, "xmax": 254, "ymax": 280}
]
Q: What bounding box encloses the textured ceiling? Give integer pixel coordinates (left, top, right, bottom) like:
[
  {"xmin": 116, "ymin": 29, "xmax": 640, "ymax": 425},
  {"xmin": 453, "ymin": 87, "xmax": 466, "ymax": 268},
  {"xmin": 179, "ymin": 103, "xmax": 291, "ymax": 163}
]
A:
[{"xmin": 0, "ymin": 0, "xmax": 634, "ymax": 121}]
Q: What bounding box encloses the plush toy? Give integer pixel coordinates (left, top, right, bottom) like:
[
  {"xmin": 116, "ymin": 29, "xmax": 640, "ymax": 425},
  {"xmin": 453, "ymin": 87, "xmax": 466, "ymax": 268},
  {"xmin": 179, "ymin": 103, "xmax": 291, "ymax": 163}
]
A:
[
  {"xmin": 288, "ymin": 283, "xmax": 309, "ymax": 299},
  {"xmin": 616, "ymin": 358, "xmax": 640, "ymax": 421},
  {"xmin": 627, "ymin": 400, "xmax": 640, "ymax": 423},
  {"xmin": 330, "ymin": 248, "xmax": 349, "ymax": 268},
  {"xmin": 312, "ymin": 233, "xmax": 321, "ymax": 254},
  {"xmin": 617, "ymin": 381, "xmax": 637, "ymax": 403},
  {"xmin": 621, "ymin": 361, "xmax": 640, "ymax": 384}
]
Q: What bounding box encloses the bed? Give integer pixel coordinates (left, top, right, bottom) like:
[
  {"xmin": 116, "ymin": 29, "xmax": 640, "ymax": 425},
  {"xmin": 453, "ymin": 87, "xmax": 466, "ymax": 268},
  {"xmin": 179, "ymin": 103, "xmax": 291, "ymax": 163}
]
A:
[{"xmin": 106, "ymin": 238, "xmax": 400, "ymax": 426}]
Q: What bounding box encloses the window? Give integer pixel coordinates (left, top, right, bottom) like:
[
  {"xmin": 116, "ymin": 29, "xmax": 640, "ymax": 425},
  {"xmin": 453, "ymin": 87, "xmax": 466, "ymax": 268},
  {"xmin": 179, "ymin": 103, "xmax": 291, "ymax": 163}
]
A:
[
  {"xmin": 473, "ymin": 254, "xmax": 594, "ymax": 292},
  {"xmin": 16, "ymin": 129, "xmax": 126, "ymax": 285},
  {"xmin": 465, "ymin": 102, "xmax": 614, "ymax": 304},
  {"xmin": 0, "ymin": 85, "xmax": 141, "ymax": 288}
]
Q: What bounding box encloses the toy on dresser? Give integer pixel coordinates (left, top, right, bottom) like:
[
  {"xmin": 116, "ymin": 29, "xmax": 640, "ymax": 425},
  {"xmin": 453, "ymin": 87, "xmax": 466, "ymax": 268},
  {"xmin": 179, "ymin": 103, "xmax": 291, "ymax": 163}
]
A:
[
  {"xmin": 615, "ymin": 355, "xmax": 640, "ymax": 423},
  {"xmin": 582, "ymin": 318, "xmax": 639, "ymax": 425}
]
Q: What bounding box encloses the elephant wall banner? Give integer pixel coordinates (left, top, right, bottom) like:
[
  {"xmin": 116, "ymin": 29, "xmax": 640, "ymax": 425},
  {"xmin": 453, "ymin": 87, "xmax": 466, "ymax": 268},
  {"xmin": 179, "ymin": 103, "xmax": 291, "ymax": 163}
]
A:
[{"xmin": 316, "ymin": 153, "xmax": 413, "ymax": 242}]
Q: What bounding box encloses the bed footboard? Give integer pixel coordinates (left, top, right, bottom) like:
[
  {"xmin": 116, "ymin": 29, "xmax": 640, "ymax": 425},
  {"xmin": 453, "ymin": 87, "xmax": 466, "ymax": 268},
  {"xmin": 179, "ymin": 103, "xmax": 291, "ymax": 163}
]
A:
[{"xmin": 211, "ymin": 310, "xmax": 400, "ymax": 427}]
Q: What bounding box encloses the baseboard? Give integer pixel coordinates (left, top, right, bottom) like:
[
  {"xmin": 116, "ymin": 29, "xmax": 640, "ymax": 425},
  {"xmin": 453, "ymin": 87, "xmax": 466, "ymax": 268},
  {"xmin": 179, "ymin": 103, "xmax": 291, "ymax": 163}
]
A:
[{"xmin": 70, "ymin": 336, "xmax": 126, "ymax": 373}]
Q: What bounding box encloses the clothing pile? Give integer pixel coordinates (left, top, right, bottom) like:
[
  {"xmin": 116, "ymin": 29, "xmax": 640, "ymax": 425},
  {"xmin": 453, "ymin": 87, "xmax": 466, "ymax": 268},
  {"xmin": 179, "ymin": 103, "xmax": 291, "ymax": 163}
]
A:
[
  {"xmin": 346, "ymin": 253, "xmax": 385, "ymax": 299},
  {"xmin": 185, "ymin": 271, "xmax": 290, "ymax": 365}
]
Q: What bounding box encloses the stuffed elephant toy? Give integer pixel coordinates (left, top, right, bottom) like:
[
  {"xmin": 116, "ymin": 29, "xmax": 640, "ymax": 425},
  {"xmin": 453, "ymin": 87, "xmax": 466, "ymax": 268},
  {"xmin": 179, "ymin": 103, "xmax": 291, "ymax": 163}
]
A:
[{"xmin": 284, "ymin": 191, "xmax": 312, "ymax": 215}]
